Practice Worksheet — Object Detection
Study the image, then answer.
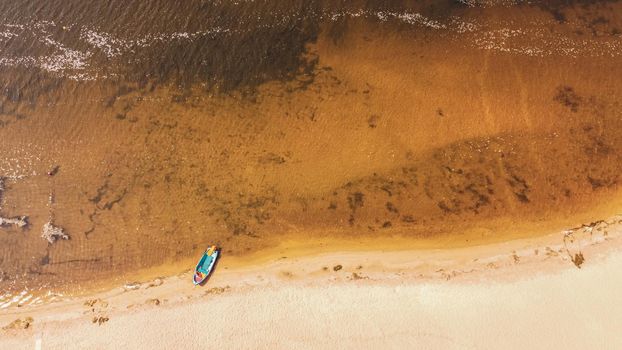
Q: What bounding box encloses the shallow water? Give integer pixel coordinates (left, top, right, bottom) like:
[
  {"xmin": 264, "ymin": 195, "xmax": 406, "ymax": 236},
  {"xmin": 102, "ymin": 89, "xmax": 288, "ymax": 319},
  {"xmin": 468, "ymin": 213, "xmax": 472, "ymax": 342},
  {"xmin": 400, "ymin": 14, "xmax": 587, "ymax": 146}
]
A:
[{"xmin": 1, "ymin": 0, "xmax": 622, "ymax": 293}]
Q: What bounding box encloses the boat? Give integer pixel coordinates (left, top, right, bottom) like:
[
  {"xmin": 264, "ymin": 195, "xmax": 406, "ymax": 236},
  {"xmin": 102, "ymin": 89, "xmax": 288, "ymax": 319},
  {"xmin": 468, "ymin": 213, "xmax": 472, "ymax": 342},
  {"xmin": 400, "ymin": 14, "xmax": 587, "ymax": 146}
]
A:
[{"xmin": 193, "ymin": 246, "xmax": 219, "ymax": 285}]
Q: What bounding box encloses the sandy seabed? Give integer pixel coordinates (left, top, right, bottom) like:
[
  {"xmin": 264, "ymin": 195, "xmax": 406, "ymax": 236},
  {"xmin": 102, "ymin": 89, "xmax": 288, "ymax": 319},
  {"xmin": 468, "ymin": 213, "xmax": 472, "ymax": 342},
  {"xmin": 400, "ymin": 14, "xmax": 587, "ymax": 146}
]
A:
[{"xmin": 2, "ymin": 214, "xmax": 622, "ymax": 349}]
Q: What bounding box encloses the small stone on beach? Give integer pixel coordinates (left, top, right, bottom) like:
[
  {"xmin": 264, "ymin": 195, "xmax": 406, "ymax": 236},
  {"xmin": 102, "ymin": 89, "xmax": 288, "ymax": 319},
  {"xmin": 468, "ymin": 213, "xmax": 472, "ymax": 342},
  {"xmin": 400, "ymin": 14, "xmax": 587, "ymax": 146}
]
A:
[
  {"xmin": 146, "ymin": 278, "xmax": 163, "ymax": 288},
  {"xmin": 2, "ymin": 317, "xmax": 33, "ymax": 330},
  {"xmin": 92, "ymin": 316, "xmax": 109, "ymax": 325},
  {"xmin": 123, "ymin": 282, "xmax": 141, "ymax": 291},
  {"xmin": 145, "ymin": 298, "xmax": 160, "ymax": 306},
  {"xmin": 572, "ymin": 252, "xmax": 585, "ymax": 268},
  {"xmin": 205, "ymin": 286, "xmax": 230, "ymax": 295}
]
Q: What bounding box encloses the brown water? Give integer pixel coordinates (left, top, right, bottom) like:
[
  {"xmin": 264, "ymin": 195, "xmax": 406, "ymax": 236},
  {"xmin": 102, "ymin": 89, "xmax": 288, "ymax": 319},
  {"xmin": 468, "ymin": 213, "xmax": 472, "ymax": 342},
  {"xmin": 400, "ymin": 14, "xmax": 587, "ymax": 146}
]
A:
[{"xmin": 1, "ymin": 0, "xmax": 622, "ymax": 295}]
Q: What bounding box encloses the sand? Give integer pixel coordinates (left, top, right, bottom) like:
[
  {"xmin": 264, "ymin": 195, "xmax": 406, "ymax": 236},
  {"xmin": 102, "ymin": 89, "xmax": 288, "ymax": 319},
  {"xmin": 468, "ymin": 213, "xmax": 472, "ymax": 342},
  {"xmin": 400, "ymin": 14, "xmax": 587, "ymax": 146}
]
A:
[{"xmin": 2, "ymin": 214, "xmax": 621, "ymax": 349}]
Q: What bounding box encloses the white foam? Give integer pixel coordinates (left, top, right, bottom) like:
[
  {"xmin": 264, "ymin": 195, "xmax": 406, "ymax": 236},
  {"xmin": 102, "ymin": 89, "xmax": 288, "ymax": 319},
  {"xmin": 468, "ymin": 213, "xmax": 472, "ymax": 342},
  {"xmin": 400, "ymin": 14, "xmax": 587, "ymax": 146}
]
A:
[
  {"xmin": 0, "ymin": 10, "xmax": 620, "ymax": 82},
  {"xmin": 0, "ymin": 30, "xmax": 18, "ymax": 40},
  {"xmin": 0, "ymin": 290, "xmax": 30, "ymax": 309},
  {"xmin": 81, "ymin": 29, "xmax": 127, "ymax": 58},
  {"xmin": 395, "ymin": 12, "xmax": 446, "ymax": 30}
]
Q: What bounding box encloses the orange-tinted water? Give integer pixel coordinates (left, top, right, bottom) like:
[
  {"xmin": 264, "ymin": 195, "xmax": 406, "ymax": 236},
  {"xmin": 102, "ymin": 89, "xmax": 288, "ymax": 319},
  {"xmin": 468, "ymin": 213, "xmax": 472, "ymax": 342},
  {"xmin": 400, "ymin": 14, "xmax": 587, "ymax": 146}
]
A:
[{"xmin": 1, "ymin": 1, "xmax": 622, "ymax": 294}]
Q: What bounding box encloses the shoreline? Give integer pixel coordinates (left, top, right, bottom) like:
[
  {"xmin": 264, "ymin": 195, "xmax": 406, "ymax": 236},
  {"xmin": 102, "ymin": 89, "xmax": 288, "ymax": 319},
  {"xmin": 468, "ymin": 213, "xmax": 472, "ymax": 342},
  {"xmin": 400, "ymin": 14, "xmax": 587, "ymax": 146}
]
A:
[
  {"xmin": 6, "ymin": 188, "xmax": 622, "ymax": 299},
  {"xmin": 2, "ymin": 213, "xmax": 621, "ymax": 347}
]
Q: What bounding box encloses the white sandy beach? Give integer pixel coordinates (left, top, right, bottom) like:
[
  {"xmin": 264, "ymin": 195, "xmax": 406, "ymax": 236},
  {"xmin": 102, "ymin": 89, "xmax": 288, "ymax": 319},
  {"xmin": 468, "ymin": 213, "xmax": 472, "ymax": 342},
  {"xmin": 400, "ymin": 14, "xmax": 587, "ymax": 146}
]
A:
[
  {"xmin": 2, "ymin": 215, "xmax": 622, "ymax": 349},
  {"xmin": 5, "ymin": 257, "xmax": 622, "ymax": 350}
]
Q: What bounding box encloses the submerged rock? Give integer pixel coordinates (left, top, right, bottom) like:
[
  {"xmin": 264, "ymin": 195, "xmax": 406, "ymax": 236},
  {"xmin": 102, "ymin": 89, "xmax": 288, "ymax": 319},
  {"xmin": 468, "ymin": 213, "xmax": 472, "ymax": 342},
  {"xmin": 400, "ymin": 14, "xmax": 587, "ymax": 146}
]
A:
[
  {"xmin": 0, "ymin": 216, "xmax": 28, "ymax": 228},
  {"xmin": 0, "ymin": 178, "xmax": 29, "ymax": 229},
  {"xmin": 41, "ymin": 222, "xmax": 69, "ymax": 243},
  {"xmin": 47, "ymin": 165, "xmax": 60, "ymax": 176}
]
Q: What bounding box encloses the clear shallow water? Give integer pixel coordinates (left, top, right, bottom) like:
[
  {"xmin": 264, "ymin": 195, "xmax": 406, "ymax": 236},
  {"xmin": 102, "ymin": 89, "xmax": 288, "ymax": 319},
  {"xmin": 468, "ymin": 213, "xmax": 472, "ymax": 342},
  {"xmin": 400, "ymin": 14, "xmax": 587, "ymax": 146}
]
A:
[{"xmin": 1, "ymin": 0, "xmax": 622, "ymax": 294}]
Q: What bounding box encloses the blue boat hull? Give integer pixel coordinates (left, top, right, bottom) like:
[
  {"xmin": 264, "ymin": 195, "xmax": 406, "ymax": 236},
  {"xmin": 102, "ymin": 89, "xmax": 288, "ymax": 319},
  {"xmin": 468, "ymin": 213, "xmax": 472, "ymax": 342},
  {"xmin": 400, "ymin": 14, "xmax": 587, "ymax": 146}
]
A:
[{"xmin": 193, "ymin": 248, "xmax": 219, "ymax": 285}]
